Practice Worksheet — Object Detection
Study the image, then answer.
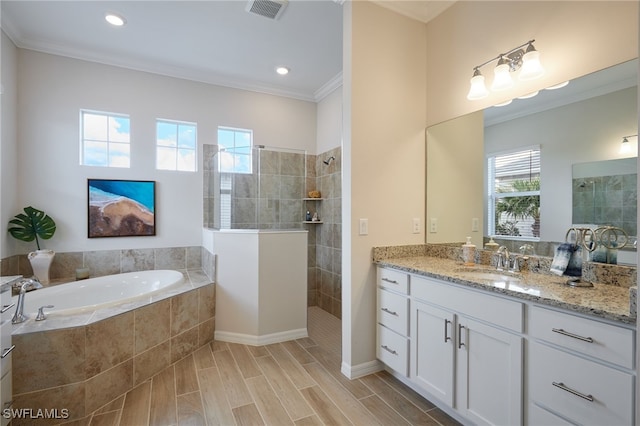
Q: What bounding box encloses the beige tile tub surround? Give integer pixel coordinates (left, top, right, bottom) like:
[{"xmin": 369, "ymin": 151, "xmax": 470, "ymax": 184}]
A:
[
  {"xmin": 0, "ymin": 246, "xmax": 209, "ymax": 284},
  {"xmin": 11, "ymin": 279, "xmax": 215, "ymax": 423}
]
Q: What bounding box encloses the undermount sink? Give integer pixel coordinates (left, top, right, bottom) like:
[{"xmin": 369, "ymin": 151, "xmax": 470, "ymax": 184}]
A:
[{"xmin": 453, "ymin": 267, "xmax": 522, "ymax": 283}]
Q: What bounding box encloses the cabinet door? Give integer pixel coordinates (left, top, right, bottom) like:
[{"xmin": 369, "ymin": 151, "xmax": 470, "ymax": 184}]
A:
[
  {"xmin": 456, "ymin": 316, "xmax": 523, "ymax": 426},
  {"xmin": 411, "ymin": 300, "xmax": 455, "ymax": 406}
]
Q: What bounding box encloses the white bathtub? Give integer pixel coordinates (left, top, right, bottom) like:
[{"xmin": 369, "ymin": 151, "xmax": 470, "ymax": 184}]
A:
[{"xmin": 13, "ymin": 270, "xmax": 185, "ymax": 316}]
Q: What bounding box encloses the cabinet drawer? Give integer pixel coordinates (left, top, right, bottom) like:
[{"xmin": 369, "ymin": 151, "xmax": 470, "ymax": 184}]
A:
[
  {"xmin": 411, "ymin": 275, "xmax": 523, "ymax": 332},
  {"xmin": 530, "ymin": 306, "xmax": 634, "ymax": 369},
  {"xmin": 377, "ymin": 268, "xmax": 409, "ymax": 294},
  {"xmin": 528, "ymin": 403, "xmax": 574, "ymax": 426},
  {"xmin": 0, "ymin": 321, "xmax": 11, "ymax": 378},
  {"xmin": 376, "ymin": 325, "xmax": 408, "ymax": 376},
  {"xmin": 0, "ymin": 286, "xmax": 13, "ymax": 324},
  {"xmin": 1, "ymin": 370, "xmax": 11, "ymax": 426},
  {"xmin": 377, "ymin": 288, "xmax": 408, "ymax": 336},
  {"xmin": 530, "ymin": 342, "xmax": 633, "ymax": 426}
]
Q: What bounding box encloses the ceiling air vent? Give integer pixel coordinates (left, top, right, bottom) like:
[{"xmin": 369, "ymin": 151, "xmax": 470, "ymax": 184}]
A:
[{"xmin": 246, "ymin": 0, "xmax": 288, "ymax": 20}]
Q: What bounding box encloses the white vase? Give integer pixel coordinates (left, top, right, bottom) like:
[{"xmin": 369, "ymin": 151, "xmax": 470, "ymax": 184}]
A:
[{"xmin": 28, "ymin": 250, "xmax": 55, "ymax": 284}]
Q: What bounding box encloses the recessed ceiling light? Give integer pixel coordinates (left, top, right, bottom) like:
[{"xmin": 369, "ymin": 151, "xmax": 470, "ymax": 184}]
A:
[
  {"xmin": 276, "ymin": 66, "xmax": 289, "ymax": 75},
  {"xmin": 105, "ymin": 13, "xmax": 126, "ymax": 27}
]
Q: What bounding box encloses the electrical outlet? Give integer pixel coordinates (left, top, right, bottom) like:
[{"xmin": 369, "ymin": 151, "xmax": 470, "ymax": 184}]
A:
[
  {"xmin": 412, "ymin": 218, "xmax": 420, "ymax": 234},
  {"xmin": 430, "ymin": 218, "xmax": 437, "ymax": 233},
  {"xmin": 359, "ymin": 218, "xmax": 368, "ymax": 235},
  {"xmin": 472, "ymin": 218, "xmax": 479, "ymax": 232}
]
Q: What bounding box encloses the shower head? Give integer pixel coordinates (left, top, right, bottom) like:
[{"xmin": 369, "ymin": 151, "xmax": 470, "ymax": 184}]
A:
[
  {"xmin": 323, "ymin": 156, "xmax": 335, "ymax": 165},
  {"xmin": 578, "ymin": 180, "xmax": 594, "ymax": 188}
]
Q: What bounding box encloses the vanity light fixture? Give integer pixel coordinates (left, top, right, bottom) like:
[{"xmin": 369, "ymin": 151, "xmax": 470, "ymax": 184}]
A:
[
  {"xmin": 620, "ymin": 134, "xmax": 637, "ymax": 154},
  {"xmin": 105, "ymin": 12, "xmax": 126, "ymax": 26},
  {"xmin": 467, "ymin": 39, "xmax": 545, "ymax": 100}
]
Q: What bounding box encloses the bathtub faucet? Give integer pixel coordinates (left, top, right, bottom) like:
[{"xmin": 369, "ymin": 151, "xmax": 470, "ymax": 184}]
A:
[{"xmin": 12, "ymin": 278, "xmax": 42, "ymax": 324}]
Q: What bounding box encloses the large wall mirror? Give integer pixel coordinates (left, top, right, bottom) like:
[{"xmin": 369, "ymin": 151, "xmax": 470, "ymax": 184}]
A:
[{"xmin": 426, "ymin": 59, "xmax": 638, "ymax": 265}]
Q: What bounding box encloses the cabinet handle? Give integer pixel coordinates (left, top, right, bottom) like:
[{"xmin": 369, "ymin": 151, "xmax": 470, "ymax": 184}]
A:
[
  {"xmin": 381, "ymin": 277, "xmax": 399, "ymax": 285},
  {"xmin": 1, "ymin": 345, "xmax": 15, "ymax": 359},
  {"xmin": 0, "ymin": 303, "xmax": 15, "ymax": 314},
  {"xmin": 552, "ymin": 381, "xmax": 594, "ymax": 402},
  {"xmin": 381, "ymin": 345, "xmax": 398, "ymax": 355},
  {"xmin": 552, "ymin": 328, "xmax": 594, "ymax": 343},
  {"xmin": 381, "ymin": 307, "xmax": 398, "ymax": 316},
  {"xmin": 458, "ymin": 324, "xmax": 465, "ymax": 349},
  {"xmin": 444, "ymin": 319, "xmax": 451, "ymax": 342}
]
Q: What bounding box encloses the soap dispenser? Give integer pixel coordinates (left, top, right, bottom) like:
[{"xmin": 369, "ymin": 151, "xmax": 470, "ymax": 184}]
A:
[
  {"xmin": 462, "ymin": 237, "xmax": 476, "ymax": 266},
  {"xmin": 484, "ymin": 236, "xmax": 499, "ymax": 251}
]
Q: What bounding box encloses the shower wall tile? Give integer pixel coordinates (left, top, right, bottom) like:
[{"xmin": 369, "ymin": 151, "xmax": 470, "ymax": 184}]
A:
[
  {"xmin": 259, "ymin": 149, "xmax": 279, "ymax": 175},
  {"xmin": 233, "ymin": 174, "xmax": 258, "ymax": 198},
  {"xmin": 280, "ymin": 152, "xmax": 305, "ymax": 176}
]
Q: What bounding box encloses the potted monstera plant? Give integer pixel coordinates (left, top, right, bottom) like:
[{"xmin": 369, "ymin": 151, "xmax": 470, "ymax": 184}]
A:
[{"xmin": 8, "ymin": 206, "xmax": 57, "ymax": 284}]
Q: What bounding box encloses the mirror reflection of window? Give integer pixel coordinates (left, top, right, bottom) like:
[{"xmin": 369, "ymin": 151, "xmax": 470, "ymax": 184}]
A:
[{"xmin": 488, "ymin": 148, "xmax": 541, "ymax": 239}]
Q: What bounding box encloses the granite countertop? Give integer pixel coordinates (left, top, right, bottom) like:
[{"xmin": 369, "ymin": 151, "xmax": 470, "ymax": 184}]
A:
[{"xmin": 376, "ymin": 256, "xmax": 635, "ymax": 325}]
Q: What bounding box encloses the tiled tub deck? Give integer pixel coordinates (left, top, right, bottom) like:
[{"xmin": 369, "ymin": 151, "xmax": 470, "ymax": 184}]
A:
[{"xmin": 10, "ymin": 270, "xmax": 215, "ymax": 424}]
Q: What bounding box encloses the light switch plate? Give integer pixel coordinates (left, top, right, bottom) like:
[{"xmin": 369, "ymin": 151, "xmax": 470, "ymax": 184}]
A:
[{"xmin": 359, "ymin": 218, "xmax": 368, "ymax": 235}]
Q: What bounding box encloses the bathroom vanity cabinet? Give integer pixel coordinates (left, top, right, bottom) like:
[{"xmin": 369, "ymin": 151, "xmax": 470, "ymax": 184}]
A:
[
  {"xmin": 375, "ymin": 265, "xmax": 636, "ymax": 426},
  {"xmin": 528, "ymin": 306, "xmax": 635, "ymax": 425},
  {"xmin": 0, "ymin": 277, "xmax": 18, "ymax": 425}
]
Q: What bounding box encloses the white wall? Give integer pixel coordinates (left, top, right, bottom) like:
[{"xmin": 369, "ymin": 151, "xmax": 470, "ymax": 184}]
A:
[
  {"xmin": 317, "ymin": 86, "xmax": 342, "ymax": 153},
  {"xmin": 1, "ymin": 31, "xmax": 18, "ymax": 259},
  {"xmin": 10, "ymin": 49, "xmax": 316, "ymax": 254},
  {"xmin": 486, "ymin": 87, "xmax": 637, "ymax": 243},
  {"xmin": 426, "ymin": 1, "xmax": 638, "ymax": 127},
  {"xmin": 343, "ymin": 1, "xmax": 427, "ymax": 375}
]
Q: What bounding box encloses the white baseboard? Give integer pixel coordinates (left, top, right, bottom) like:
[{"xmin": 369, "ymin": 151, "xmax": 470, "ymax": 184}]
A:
[
  {"xmin": 215, "ymin": 328, "xmax": 308, "ymax": 346},
  {"xmin": 340, "ymin": 359, "xmax": 383, "ymax": 379}
]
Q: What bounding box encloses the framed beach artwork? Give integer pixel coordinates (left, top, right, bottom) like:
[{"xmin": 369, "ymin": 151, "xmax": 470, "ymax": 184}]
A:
[{"xmin": 88, "ymin": 179, "xmax": 156, "ymax": 238}]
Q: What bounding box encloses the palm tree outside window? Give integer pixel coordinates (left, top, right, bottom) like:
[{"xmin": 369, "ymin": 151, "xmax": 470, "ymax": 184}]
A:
[{"xmin": 488, "ymin": 147, "xmax": 541, "ymax": 239}]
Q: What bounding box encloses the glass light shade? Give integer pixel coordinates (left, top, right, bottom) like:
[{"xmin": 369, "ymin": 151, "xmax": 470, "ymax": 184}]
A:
[
  {"xmin": 467, "ymin": 74, "xmax": 489, "ymax": 100},
  {"xmin": 620, "ymin": 138, "xmax": 632, "ymax": 154},
  {"xmin": 519, "ymin": 50, "xmax": 544, "ymax": 81},
  {"xmin": 491, "ymin": 63, "xmax": 514, "ymax": 91}
]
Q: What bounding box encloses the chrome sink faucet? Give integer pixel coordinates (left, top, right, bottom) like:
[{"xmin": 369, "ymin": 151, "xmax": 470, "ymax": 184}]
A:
[
  {"xmin": 12, "ymin": 278, "xmax": 42, "ymax": 324},
  {"xmin": 495, "ymin": 246, "xmax": 510, "ymax": 271}
]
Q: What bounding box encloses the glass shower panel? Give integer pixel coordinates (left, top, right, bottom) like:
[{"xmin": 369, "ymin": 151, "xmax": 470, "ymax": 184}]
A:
[{"xmin": 210, "ymin": 145, "xmax": 306, "ymax": 230}]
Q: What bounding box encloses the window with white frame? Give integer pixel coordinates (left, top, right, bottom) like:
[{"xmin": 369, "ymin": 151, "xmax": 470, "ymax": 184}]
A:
[
  {"xmin": 487, "ymin": 147, "xmax": 541, "ymax": 239},
  {"xmin": 81, "ymin": 110, "xmax": 130, "ymax": 167},
  {"xmin": 156, "ymin": 119, "xmax": 197, "ymax": 171},
  {"xmin": 218, "ymin": 127, "xmax": 253, "ymax": 174}
]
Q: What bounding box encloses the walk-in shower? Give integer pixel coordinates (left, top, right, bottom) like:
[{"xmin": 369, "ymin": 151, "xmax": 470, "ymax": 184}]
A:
[{"xmin": 206, "ymin": 145, "xmax": 307, "ymax": 230}]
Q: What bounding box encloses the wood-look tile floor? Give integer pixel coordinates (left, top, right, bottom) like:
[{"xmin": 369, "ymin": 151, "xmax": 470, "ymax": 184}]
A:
[{"xmin": 68, "ymin": 307, "xmax": 460, "ymax": 426}]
